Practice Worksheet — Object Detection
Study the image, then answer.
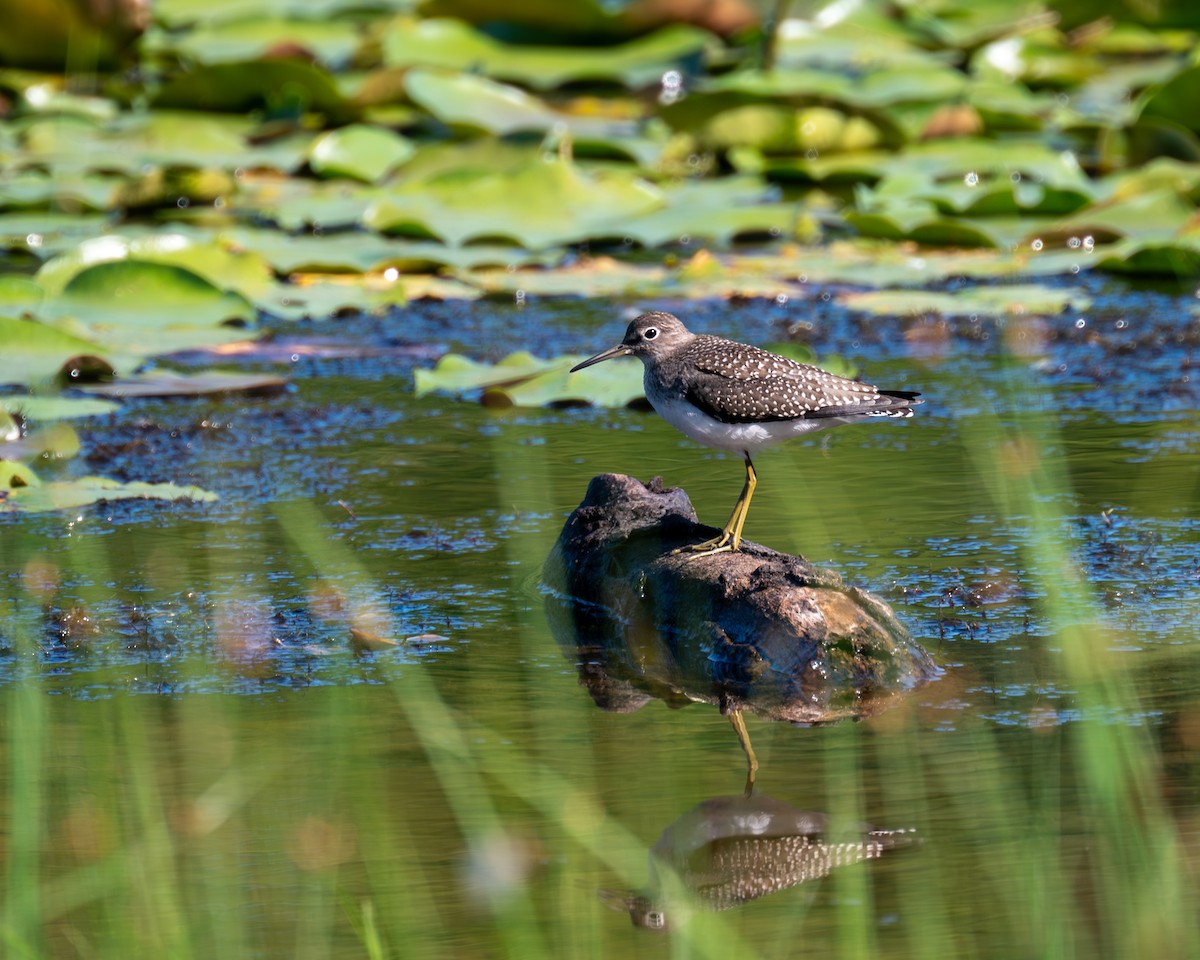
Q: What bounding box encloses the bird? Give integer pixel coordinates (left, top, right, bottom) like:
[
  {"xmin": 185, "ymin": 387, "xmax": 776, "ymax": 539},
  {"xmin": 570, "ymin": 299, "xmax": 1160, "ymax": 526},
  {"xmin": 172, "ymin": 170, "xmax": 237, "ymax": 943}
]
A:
[{"xmin": 570, "ymin": 311, "xmax": 921, "ymax": 557}]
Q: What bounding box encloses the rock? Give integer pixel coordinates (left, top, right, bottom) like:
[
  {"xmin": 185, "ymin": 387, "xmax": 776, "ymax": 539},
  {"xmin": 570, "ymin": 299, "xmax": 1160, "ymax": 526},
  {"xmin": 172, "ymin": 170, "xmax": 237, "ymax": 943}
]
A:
[{"xmin": 544, "ymin": 474, "xmax": 938, "ymax": 729}]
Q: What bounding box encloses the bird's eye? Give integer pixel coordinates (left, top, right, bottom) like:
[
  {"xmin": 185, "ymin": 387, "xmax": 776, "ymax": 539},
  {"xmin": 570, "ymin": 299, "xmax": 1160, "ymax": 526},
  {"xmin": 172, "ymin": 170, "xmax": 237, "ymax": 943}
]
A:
[
  {"xmin": 648, "ymin": 912, "xmax": 665, "ymax": 928},
  {"xmin": 643, "ymin": 327, "xmax": 658, "ymax": 340}
]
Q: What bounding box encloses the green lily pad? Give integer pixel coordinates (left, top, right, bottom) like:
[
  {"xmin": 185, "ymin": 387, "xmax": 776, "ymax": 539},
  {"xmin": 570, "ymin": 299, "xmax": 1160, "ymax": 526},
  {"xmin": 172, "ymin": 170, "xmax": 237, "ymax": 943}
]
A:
[
  {"xmin": 0, "ymin": 422, "xmax": 80, "ymax": 460},
  {"xmin": 0, "ymin": 276, "xmax": 44, "ymax": 314},
  {"xmin": 839, "ymin": 284, "xmax": 1091, "ymax": 317},
  {"xmin": 0, "ymin": 315, "xmax": 118, "ymax": 387},
  {"xmin": 0, "ymin": 394, "xmax": 120, "ymax": 421},
  {"xmin": 44, "ymin": 260, "xmax": 256, "ymax": 357},
  {"xmin": 154, "ymin": 0, "xmax": 377, "ymax": 27},
  {"xmin": 163, "ymin": 17, "xmax": 363, "ymax": 68},
  {"xmin": 76, "ymin": 370, "xmax": 288, "ymax": 399},
  {"xmin": 381, "ymin": 18, "xmax": 713, "ymax": 90},
  {"xmin": 706, "ymin": 63, "xmax": 968, "ymax": 112},
  {"xmin": 415, "ymin": 350, "xmax": 645, "ymax": 408},
  {"xmin": 0, "ymin": 459, "xmax": 39, "ymax": 489},
  {"xmin": 152, "ymin": 59, "xmax": 358, "ymax": 124},
  {"xmin": 220, "ymin": 226, "xmax": 557, "ymax": 274},
  {"xmin": 1094, "ymin": 236, "xmax": 1200, "ymax": 276},
  {"xmin": 467, "ymin": 257, "xmax": 669, "ymax": 298},
  {"xmin": 414, "ymin": 352, "xmax": 559, "ymax": 398},
  {"xmin": 36, "ymin": 234, "xmax": 275, "ymax": 301},
  {"xmin": 404, "ymin": 69, "xmax": 558, "ymax": 136},
  {"xmin": 365, "ymin": 149, "xmax": 663, "ymax": 249},
  {"xmin": 309, "ymin": 124, "xmax": 416, "ymax": 183},
  {"xmin": 486, "ymin": 360, "xmax": 645, "ymax": 409},
  {"xmin": 1138, "ymin": 64, "xmax": 1200, "ymax": 135},
  {"xmin": 0, "ymin": 477, "xmax": 218, "ymax": 514},
  {"xmin": 0, "ymin": 212, "xmax": 114, "ymax": 258},
  {"xmin": 255, "ymin": 276, "xmax": 407, "ymax": 320},
  {"xmin": 1045, "ymin": 187, "xmax": 1196, "ymax": 244},
  {"xmin": 235, "ymin": 174, "xmax": 382, "ymax": 231}
]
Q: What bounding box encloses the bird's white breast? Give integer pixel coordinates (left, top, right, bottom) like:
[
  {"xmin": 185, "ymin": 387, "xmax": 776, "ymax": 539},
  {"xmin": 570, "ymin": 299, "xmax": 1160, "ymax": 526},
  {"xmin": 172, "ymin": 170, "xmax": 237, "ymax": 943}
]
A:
[{"xmin": 646, "ymin": 390, "xmax": 843, "ymax": 456}]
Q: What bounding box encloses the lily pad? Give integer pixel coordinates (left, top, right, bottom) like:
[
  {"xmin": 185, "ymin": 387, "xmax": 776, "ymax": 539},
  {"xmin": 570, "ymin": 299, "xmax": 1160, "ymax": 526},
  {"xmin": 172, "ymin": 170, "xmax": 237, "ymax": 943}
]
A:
[
  {"xmin": 0, "ymin": 212, "xmax": 114, "ymax": 259},
  {"xmin": 255, "ymin": 275, "xmax": 408, "ymax": 320},
  {"xmin": 0, "ymin": 276, "xmax": 44, "ymax": 314},
  {"xmin": 839, "ymin": 284, "xmax": 1091, "ymax": 317},
  {"xmin": 411, "ymin": 69, "xmax": 574, "ymax": 138},
  {"xmin": 381, "ymin": 18, "xmax": 713, "ymax": 90},
  {"xmin": 365, "ymin": 150, "xmax": 663, "ymax": 249},
  {"xmin": 467, "ymin": 257, "xmax": 669, "ymax": 299},
  {"xmin": 485, "ymin": 361, "xmax": 645, "ymax": 409},
  {"xmin": 0, "ymin": 316, "xmax": 118, "ymax": 387},
  {"xmin": 36, "ymin": 234, "xmax": 275, "ymax": 302},
  {"xmin": 44, "ymin": 260, "xmax": 256, "ymax": 356},
  {"xmin": 0, "ymin": 477, "xmax": 218, "ymax": 514},
  {"xmin": 0, "ymin": 459, "xmax": 39, "ymax": 489},
  {"xmin": 76, "ymin": 371, "xmax": 289, "ymax": 399},
  {"xmin": 414, "ymin": 352, "xmax": 559, "ymax": 398},
  {"xmin": 152, "ymin": 59, "xmax": 358, "ymax": 124},
  {"xmin": 0, "ymin": 395, "xmax": 120, "ymax": 421},
  {"xmin": 234, "ymin": 173, "xmax": 382, "ymax": 231},
  {"xmin": 221, "ymin": 226, "xmax": 556, "ymax": 274},
  {"xmin": 415, "ymin": 350, "xmax": 644, "ymax": 408},
  {"xmin": 0, "ymin": 422, "xmax": 80, "ymax": 460},
  {"xmin": 308, "ymin": 125, "xmax": 416, "ymax": 183},
  {"xmin": 163, "ymin": 17, "xmax": 363, "ymax": 68}
]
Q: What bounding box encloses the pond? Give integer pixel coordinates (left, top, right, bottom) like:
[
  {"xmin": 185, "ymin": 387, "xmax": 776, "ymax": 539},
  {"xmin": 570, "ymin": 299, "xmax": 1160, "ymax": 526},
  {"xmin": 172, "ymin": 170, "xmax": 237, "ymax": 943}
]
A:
[{"xmin": 1, "ymin": 275, "xmax": 1198, "ymax": 958}]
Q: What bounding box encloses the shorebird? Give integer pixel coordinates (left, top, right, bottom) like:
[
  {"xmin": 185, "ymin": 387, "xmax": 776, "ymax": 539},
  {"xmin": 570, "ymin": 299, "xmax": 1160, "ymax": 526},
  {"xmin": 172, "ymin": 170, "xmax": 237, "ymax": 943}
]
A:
[{"xmin": 571, "ymin": 311, "xmax": 921, "ymax": 556}]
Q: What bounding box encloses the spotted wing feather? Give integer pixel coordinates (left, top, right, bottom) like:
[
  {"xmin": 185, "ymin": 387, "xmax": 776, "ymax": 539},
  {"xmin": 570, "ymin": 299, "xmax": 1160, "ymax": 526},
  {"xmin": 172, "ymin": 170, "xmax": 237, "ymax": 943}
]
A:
[{"xmin": 678, "ymin": 337, "xmax": 920, "ymax": 425}]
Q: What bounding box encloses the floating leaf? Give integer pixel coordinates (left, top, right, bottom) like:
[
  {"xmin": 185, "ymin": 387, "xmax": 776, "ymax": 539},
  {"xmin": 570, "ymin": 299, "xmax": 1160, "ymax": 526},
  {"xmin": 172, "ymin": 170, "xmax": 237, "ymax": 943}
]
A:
[
  {"xmin": 234, "ymin": 173, "xmax": 382, "ymax": 231},
  {"xmin": 0, "ymin": 422, "xmax": 80, "ymax": 460},
  {"xmin": 220, "ymin": 226, "xmax": 555, "ymax": 274},
  {"xmin": 381, "ymin": 18, "xmax": 713, "ymax": 90},
  {"xmin": 36, "ymin": 234, "xmax": 275, "ymax": 301},
  {"xmin": 468, "ymin": 257, "xmax": 669, "ymax": 299},
  {"xmin": 255, "ymin": 275, "xmax": 407, "ymax": 320},
  {"xmin": 1138, "ymin": 64, "xmax": 1200, "ymax": 135},
  {"xmin": 840, "ymin": 284, "xmax": 1091, "ymax": 317},
  {"xmin": 365, "ymin": 149, "xmax": 663, "ymax": 249},
  {"xmin": 308, "ymin": 125, "xmax": 416, "ymax": 183},
  {"xmin": 152, "ymin": 59, "xmax": 357, "ymax": 123},
  {"xmin": 0, "ymin": 477, "xmax": 218, "ymax": 514},
  {"xmin": 414, "ymin": 352, "xmax": 559, "ymax": 398},
  {"xmin": 405, "ymin": 70, "xmax": 558, "ymax": 136},
  {"xmin": 0, "ymin": 459, "xmax": 40, "ymax": 489},
  {"xmin": 0, "ymin": 276, "xmax": 44, "ymax": 314},
  {"xmin": 415, "ymin": 350, "xmax": 644, "ymax": 408},
  {"xmin": 0, "ymin": 394, "xmax": 120, "ymax": 421},
  {"xmin": 162, "ymin": 17, "xmax": 363, "ymax": 68},
  {"xmin": 1094, "ymin": 236, "xmax": 1200, "ymax": 276},
  {"xmin": 0, "ymin": 316, "xmax": 118, "ymax": 387},
  {"xmin": 44, "ymin": 260, "xmax": 256, "ymax": 356},
  {"xmin": 76, "ymin": 371, "xmax": 289, "ymax": 399},
  {"xmin": 0, "ymin": 212, "xmax": 114, "ymax": 259}
]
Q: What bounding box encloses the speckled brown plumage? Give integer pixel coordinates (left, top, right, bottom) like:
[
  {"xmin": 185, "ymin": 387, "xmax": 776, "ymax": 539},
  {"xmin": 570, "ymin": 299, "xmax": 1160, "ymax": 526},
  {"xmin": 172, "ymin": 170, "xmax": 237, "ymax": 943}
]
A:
[{"xmin": 634, "ymin": 311, "xmax": 919, "ymax": 425}]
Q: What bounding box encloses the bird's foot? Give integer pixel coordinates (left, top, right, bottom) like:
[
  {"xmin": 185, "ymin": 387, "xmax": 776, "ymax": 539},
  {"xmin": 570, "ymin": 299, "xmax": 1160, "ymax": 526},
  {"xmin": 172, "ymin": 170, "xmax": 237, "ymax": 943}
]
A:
[{"xmin": 672, "ymin": 532, "xmax": 738, "ymax": 560}]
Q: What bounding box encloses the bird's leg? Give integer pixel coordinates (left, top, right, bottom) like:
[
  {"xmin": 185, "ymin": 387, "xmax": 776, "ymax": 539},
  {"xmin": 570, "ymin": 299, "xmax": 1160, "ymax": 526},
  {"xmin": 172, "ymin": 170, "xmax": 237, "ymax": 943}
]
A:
[
  {"xmin": 675, "ymin": 456, "xmax": 757, "ymax": 558},
  {"xmin": 728, "ymin": 709, "xmax": 758, "ymax": 797}
]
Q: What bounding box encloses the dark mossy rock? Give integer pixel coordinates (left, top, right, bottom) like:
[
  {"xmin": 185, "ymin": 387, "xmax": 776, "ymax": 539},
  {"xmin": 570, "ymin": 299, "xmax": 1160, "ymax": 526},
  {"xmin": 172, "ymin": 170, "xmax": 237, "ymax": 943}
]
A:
[{"xmin": 544, "ymin": 474, "xmax": 938, "ymax": 726}]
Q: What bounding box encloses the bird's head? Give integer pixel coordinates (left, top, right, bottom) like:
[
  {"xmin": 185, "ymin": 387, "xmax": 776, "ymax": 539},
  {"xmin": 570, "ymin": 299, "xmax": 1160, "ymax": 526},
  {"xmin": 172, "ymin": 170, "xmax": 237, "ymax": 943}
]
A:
[{"xmin": 570, "ymin": 312, "xmax": 693, "ymax": 371}]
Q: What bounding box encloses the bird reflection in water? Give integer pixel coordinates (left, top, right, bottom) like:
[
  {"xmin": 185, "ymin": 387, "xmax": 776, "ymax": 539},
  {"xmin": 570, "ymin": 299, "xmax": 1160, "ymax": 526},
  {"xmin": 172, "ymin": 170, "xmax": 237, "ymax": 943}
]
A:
[{"xmin": 601, "ymin": 794, "xmax": 917, "ymax": 931}]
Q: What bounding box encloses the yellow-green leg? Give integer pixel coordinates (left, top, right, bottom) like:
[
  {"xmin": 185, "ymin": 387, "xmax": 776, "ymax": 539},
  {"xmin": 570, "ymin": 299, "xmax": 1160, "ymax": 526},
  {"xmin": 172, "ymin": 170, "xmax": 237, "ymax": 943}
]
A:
[
  {"xmin": 728, "ymin": 709, "xmax": 758, "ymax": 797},
  {"xmin": 675, "ymin": 456, "xmax": 757, "ymax": 558}
]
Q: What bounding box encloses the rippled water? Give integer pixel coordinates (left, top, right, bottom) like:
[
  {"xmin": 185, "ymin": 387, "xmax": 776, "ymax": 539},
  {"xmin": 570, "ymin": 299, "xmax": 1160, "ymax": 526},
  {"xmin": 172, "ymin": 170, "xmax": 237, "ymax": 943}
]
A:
[{"xmin": 1, "ymin": 275, "xmax": 1197, "ymax": 957}]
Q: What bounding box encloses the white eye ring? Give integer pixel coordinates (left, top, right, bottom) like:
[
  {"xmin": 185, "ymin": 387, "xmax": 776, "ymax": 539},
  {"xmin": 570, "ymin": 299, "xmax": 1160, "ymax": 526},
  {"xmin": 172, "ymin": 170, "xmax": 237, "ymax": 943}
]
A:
[{"xmin": 643, "ymin": 327, "xmax": 659, "ymax": 340}]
